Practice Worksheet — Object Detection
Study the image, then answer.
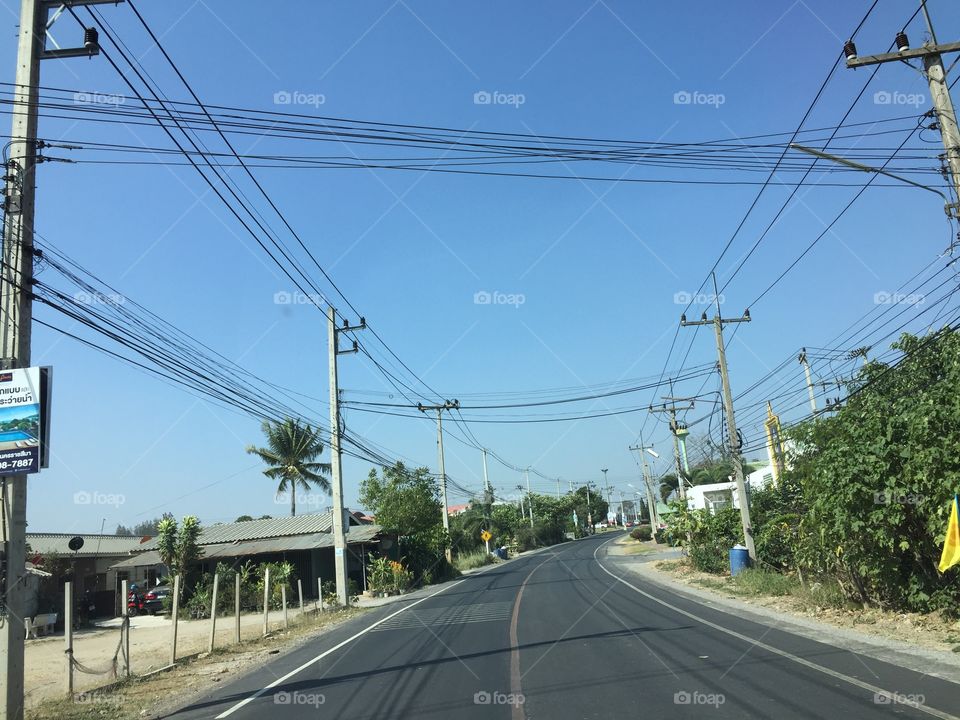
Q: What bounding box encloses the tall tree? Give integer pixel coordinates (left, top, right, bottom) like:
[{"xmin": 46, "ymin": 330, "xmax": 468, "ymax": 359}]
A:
[{"xmin": 246, "ymin": 418, "xmax": 331, "ymax": 516}]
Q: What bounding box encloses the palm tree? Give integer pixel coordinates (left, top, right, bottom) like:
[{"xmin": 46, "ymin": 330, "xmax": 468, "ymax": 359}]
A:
[{"xmin": 246, "ymin": 419, "xmax": 332, "ymax": 516}]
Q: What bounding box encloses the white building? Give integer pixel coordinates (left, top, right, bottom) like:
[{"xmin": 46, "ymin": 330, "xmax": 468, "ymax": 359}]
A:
[{"xmin": 684, "ymin": 463, "xmax": 776, "ymax": 514}]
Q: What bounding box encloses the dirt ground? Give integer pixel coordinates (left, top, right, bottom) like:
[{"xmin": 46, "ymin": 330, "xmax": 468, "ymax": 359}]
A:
[
  {"xmin": 614, "ymin": 535, "xmax": 960, "ymax": 656},
  {"xmin": 26, "ymin": 606, "xmax": 368, "ymax": 720},
  {"xmin": 25, "ymin": 602, "xmax": 321, "ymax": 708}
]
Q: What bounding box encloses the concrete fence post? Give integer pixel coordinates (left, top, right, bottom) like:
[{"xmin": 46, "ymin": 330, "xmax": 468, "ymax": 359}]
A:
[
  {"xmin": 297, "ymin": 579, "xmax": 304, "ymax": 619},
  {"xmin": 262, "ymin": 568, "xmax": 270, "ymax": 637},
  {"xmin": 234, "ymin": 573, "xmax": 241, "ymax": 644},
  {"xmin": 170, "ymin": 575, "xmax": 181, "ymax": 666},
  {"xmin": 64, "ymin": 581, "xmax": 73, "ymax": 697},
  {"xmin": 208, "ymin": 573, "xmax": 219, "ymax": 653}
]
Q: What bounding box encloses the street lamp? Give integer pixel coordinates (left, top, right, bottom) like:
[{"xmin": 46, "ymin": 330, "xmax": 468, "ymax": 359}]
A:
[{"xmin": 790, "ymin": 143, "xmax": 957, "ymax": 218}]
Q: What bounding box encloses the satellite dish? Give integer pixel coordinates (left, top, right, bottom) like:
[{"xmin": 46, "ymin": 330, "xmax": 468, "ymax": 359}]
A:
[{"xmin": 68, "ymin": 536, "xmax": 84, "ymax": 552}]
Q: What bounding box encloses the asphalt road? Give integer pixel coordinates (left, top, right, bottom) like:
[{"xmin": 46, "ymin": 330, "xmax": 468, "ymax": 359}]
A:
[{"xmin": 167, "ymin": 534, "xmax": 960, "ymax": 719}]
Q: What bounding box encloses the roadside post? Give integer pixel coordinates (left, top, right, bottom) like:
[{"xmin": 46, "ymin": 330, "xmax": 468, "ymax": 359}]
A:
[
  {"xmin": 208, "ymin": 573, "xmax": 219, "ymax": 653},
  {"xmin": 64, "ymin": 581, "xmax": 73, "ymax": 697},
  {"xmin": 169, "ymin": 575, "xmax": 180, "ymax": 665},
  {"xmin": 234, "ymin": 574, "xmax": 240, "ymax": 644},
  {"xmin": 262, "ymin": 568, "xmax": 270, "ymax": 636}
]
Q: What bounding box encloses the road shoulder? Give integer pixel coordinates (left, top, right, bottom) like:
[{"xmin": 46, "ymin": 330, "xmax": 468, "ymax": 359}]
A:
[{"xmin": 599, "ymin": 538, "xmax": 960, "ymax": 685}]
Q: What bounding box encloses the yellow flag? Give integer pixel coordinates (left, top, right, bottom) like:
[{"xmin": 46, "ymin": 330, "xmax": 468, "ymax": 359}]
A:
[{"xmin": 938, "ymin": 495, "xmax": 960, "ymax": 573}]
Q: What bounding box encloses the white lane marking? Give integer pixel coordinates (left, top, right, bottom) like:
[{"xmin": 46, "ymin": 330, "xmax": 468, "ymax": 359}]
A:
[
  {"xmin": 214, "ymin": 578, "xmax": 468, "ymax": 718},
  {"xmin": 593, "ymin": 541, "xmax": 960, "ymax": 720}
]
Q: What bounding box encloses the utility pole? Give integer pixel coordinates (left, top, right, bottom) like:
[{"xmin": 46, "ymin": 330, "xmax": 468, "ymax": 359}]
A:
[
  {"xmin": 556, "ymin": 477, "xmax": 561, "ymax": 499},
  {"xmin": 1, "ymin": 4, "xmax": 111, "ymax": 718},
  {"xmin": 481, "ymin": 449, "xmax": 492, "ymax": 554},
  {"xmin": 524, "ymin": 469, "xmax": 533, "ymax": 527},
  {"xmin": 681, "ymin": 306, "xmax": 756, "ymax": 562},
  {"xmin": 328, "ymin": 307, "xmax": 365, "ymax": 607},
  {"xmin": 648, "ymin": 396, "xmax": 695, "ymax": 501},
  {"xmin": 585, "ymin": 482, "xmax": 593, "ymax": 530},
  {"xmin": 417, "ymin": 400, "xmax": 459, "ymax": 564},
  {"xmin": 843, "ymin": 7, "xmax": 960, "ymax": 217},
  {"xmin": 798, "ymin": 348, "xmax": 817, "ymax": 415},
  {"xmin": 601, "ymin": 468, "xmax": 610, "ymax": 524},
  {"xmin": 618, "ymin": 490, "xmax": 626, "ymax": 528},
  {"xmin": 629, "ymin": 440, "xmax": 660, "ymax": 527}
]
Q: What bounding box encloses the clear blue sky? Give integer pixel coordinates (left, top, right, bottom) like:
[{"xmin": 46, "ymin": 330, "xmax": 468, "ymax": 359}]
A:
[{"xmin": 8, "ymin": 0, "xmax": 959, "ymax": 532}]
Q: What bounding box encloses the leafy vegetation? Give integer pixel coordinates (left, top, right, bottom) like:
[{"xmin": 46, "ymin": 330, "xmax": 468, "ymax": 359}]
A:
[
  {"xmin": 662, "ymin": 328, "xmax": 960, "ymax": 616},
  {"xmin": 360, "ymin": 462, "xmax": 454, "ymax": 585}
]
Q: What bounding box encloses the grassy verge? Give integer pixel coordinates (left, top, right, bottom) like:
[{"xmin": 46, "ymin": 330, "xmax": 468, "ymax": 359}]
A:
[
  {"xmin": 454, "ymin": 550, "xmax": 496, "ymax": 572},
  {"xmin": 27, "ymin": 606, "xmax": 367, "ymax": 720}
]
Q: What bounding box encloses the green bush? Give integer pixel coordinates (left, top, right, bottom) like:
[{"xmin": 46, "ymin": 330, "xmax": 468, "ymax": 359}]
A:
[{"xmin": 630, "ymin": 525, "xmax": 652, "ymax": 541}]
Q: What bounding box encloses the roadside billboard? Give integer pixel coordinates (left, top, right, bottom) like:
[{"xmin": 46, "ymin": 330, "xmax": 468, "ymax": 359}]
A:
[{"xmin": 0, "ymin": 366, "xmax": 51, "ymax": 474}]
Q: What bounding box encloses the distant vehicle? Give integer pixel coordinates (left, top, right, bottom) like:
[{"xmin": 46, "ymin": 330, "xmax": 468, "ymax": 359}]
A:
[
  {"xmin": 142, "ymin": 585, "xmax": 172, "ymax": 615},
  {"xmin": 624, "ymin": 521, "xmax": 635, "ymax": 528}
]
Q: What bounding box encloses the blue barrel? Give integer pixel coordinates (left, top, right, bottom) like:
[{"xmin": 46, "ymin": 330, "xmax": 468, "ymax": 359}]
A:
[{"xmin": 729, "ymin": 545, "xmax": 750, "ymax": 576}]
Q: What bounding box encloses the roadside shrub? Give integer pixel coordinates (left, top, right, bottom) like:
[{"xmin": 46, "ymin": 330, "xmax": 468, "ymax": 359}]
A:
[
  {"xmin": 630, "ymin": 525, "xmax": 652, "ymax": 541},
  {"xmin": 514, "ymin": 526, "xmax": 537, "ymax": 552},
  {"xmin": 454, "ymin": 550, "xmax": 495, "ymax": 572}
]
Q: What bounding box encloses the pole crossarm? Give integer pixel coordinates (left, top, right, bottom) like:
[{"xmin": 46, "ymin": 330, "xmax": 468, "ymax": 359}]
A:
[{"xmin": 845, "ymin": 41, "xmax": 960, "ymax": 68}]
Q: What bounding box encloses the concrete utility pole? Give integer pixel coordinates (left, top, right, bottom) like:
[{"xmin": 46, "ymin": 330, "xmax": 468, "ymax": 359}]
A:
[
  {"xmin": 327, "ymin": 306, "xmax": 365, "ymax": 607},
  {"xmin": 648, "ymin": 396, "xmax": 695, "ymax": 500},
  {"xmin": 585, "ymin": 482, "xmax": 593, "ymax": 528},
  {"xmin": 629, "ymin": 438, "xmax": 660, "ymax": 527},
  {"xmin": 798, "ymin": 348, "xmax": 818, "ymax": 415},
  {"xmin": 0, "ymin": 4, "xmax": 112, "ymax": 718},
  {"xmin": 681, "ymin": 307, "xmax": 756, "ymax": 562},
  {"xmin": 417, "ymin": 400, "xmax": 459, "ymax": 563},
  {"xmin": 524, "ymin": 469, "xmax": 534, "ymax": 527},
  {"xmin": 481, "ymin": 449, "xmax": 492, "ymax": 554},
  {"xmin": 601, "ymin": 468, "xmax": 611, "ymax": 523},
  {"xmin": 843, "ymin": 7, "xmax": 960, "ymax": 218}
]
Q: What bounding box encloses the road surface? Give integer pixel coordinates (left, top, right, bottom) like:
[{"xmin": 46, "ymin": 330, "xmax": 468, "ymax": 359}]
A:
[{"xmin": 168, "ymin": 533, "xmax": 960, "ymax": 719}]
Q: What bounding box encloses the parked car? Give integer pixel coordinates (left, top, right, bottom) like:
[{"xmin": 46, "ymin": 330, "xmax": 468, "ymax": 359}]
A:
[{"xmin": 142, "ymin": 585, "xmax": 172, "ymax": 615}]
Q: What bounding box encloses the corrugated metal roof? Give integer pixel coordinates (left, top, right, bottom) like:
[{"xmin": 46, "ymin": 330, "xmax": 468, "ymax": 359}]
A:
[
  {"xmin": 137, "ymin": 512, "xmax": 337, "ymax": 549},
  {"xmin": 110, "ymin": 524, "xmax": 383, "ymax": 570},
  {"xmin": 26, "ymin": 533, "xmax": 151, "ymax": 557}
]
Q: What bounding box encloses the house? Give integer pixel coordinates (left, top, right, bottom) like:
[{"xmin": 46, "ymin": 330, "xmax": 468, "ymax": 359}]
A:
[
  {"xmin": 110, "ymin": 510, "xmax": 383, "ymax": 599},
  {"xmin": 447, "ymin": 504, "xmax": 470, "ymax": 517},
  {"xmin": 685, "ymin": 463, "xmax": 776, "ymax": 514},
  {"xmin": 26, "ymin": 533, "xmax": 152, "ymax": 617}
]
